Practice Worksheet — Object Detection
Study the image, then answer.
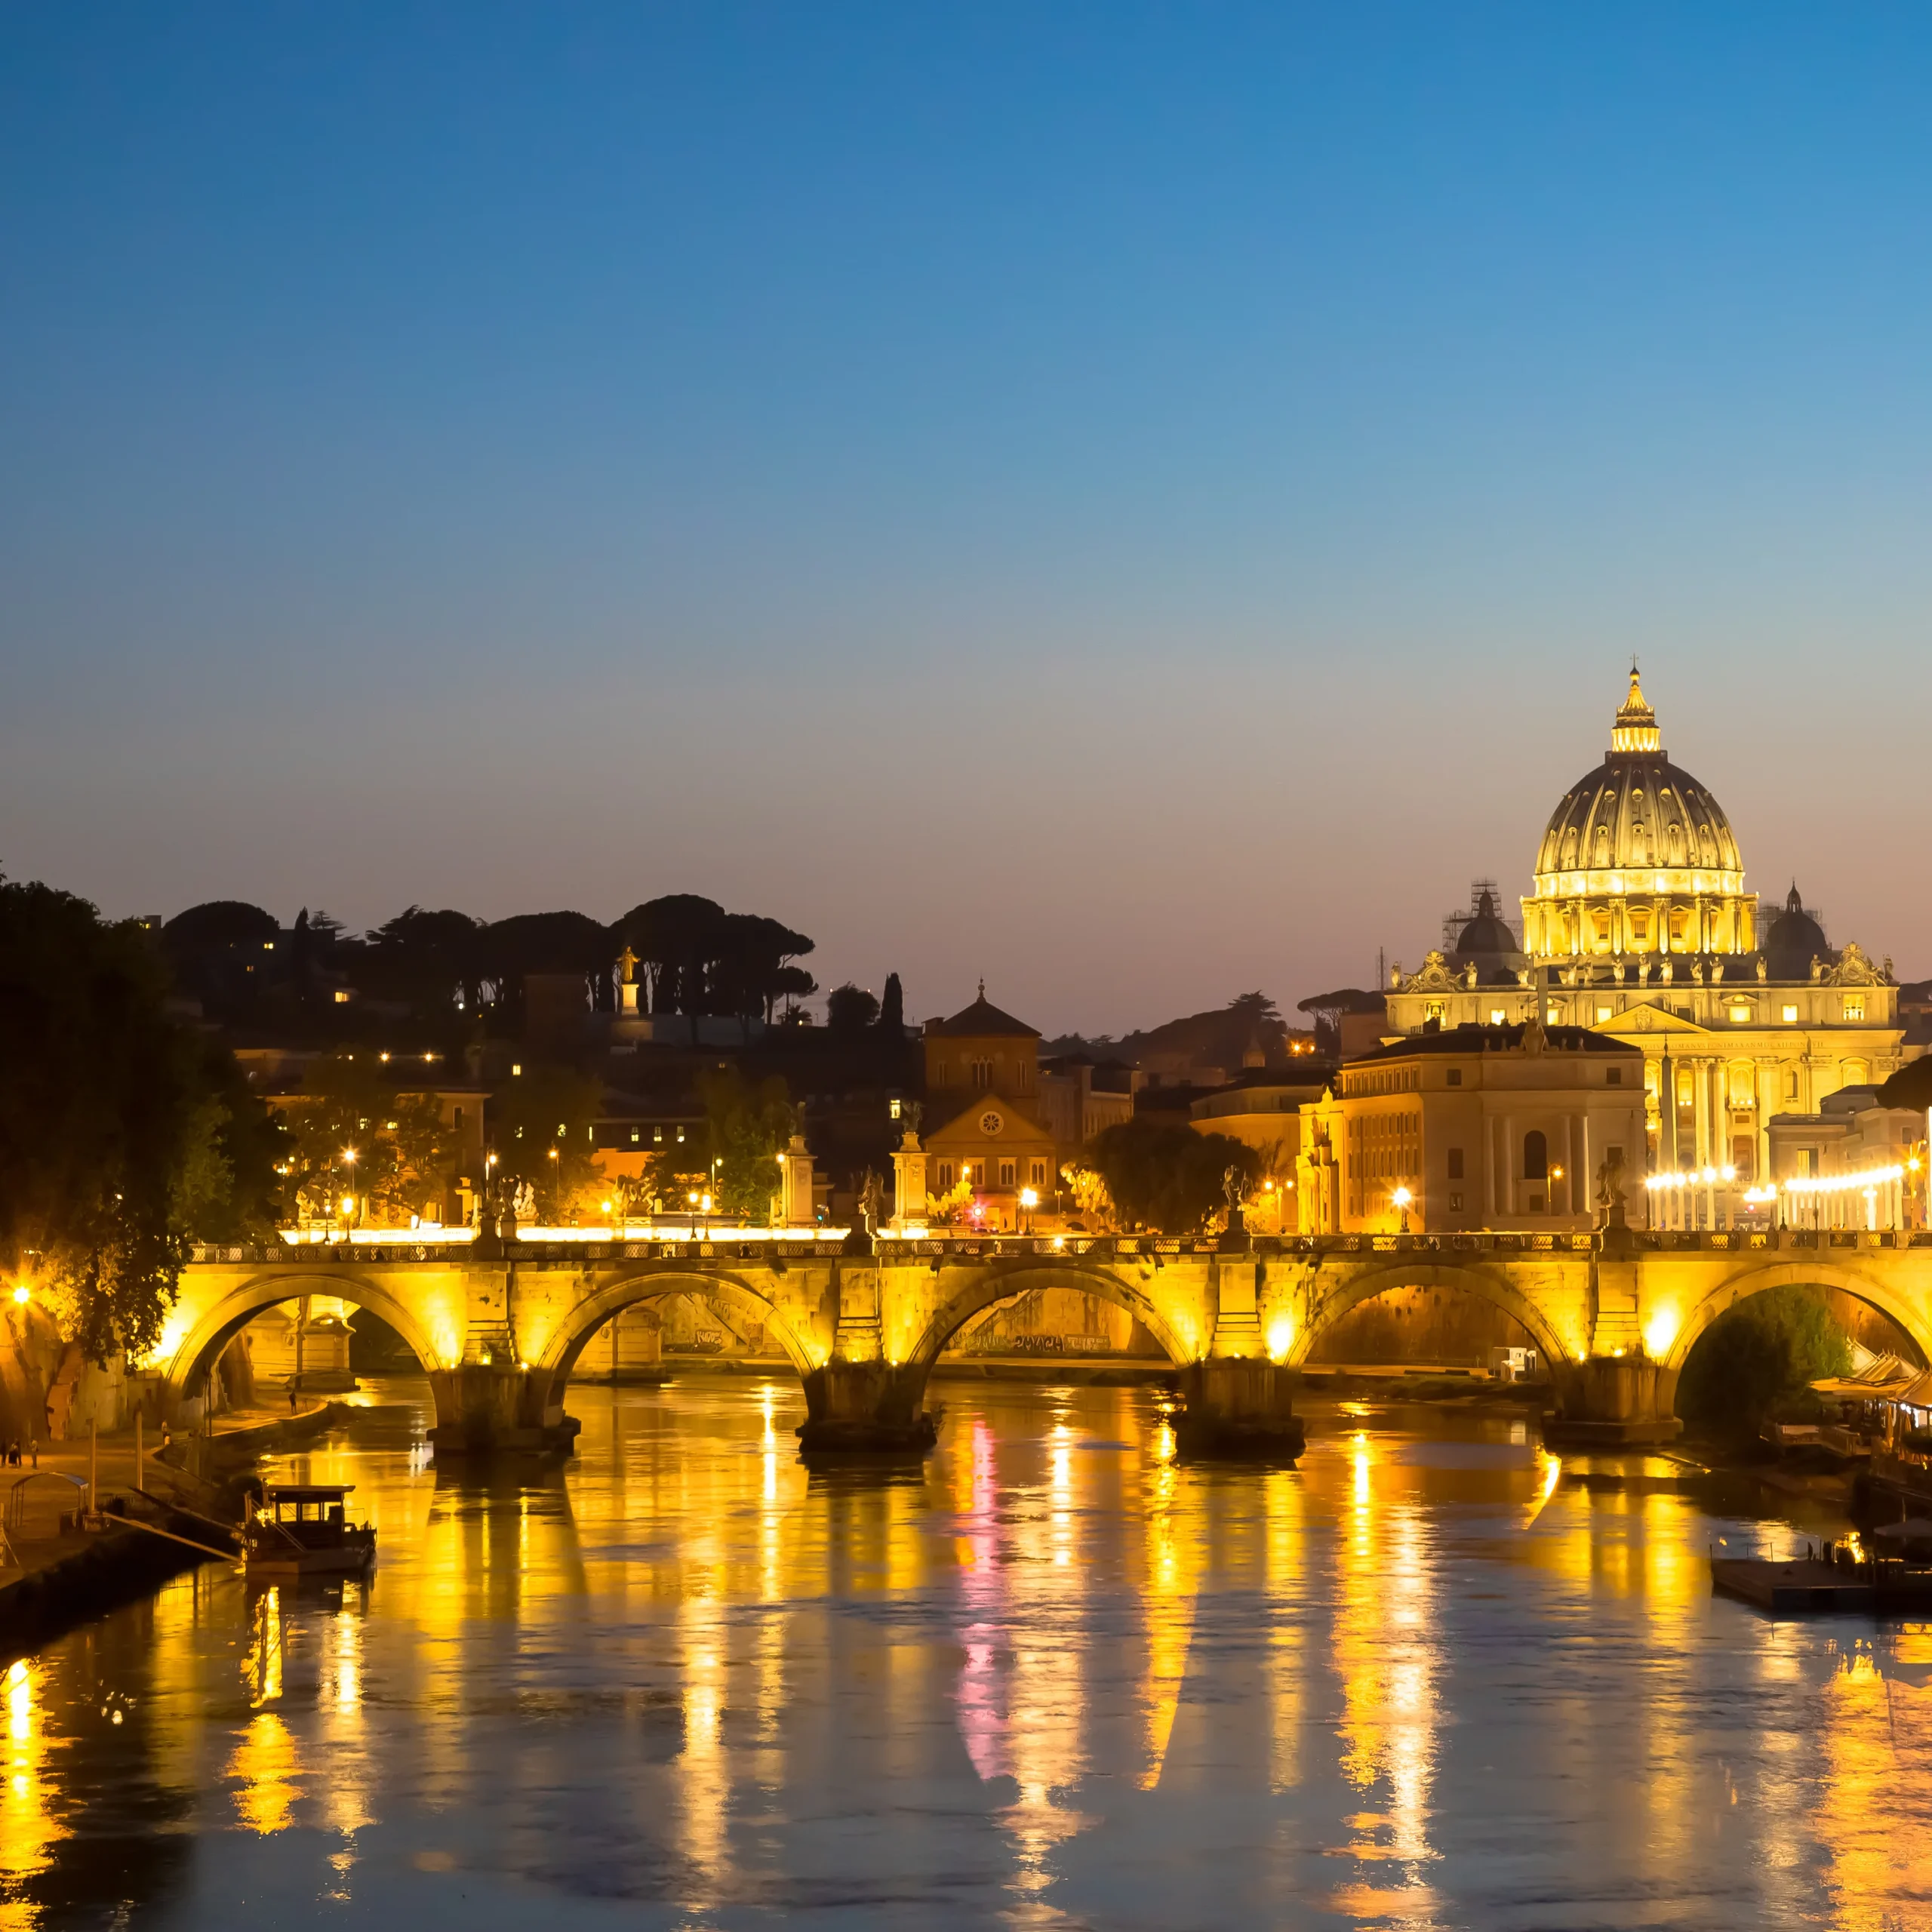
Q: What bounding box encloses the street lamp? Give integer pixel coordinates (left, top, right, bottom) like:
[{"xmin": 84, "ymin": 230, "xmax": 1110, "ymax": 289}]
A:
[
  {"xmin": 340, "ymin": 1148, "xmax": 358, "ymax": 1235},
  {"xmin": 1392, "ymin": 1185, "xmax": 1413, "ymax": 1235},
  {"xmin": 1019, "ymin": 1186, "xmax": 1038, "ymax": 1235},
  {"xmin": 1549, "ymin": 1164, "xmax": 1564, "ymax": 1217}
]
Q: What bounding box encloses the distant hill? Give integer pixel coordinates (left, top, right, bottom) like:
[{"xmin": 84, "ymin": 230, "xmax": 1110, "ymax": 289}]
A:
[{"xmin": 1043, "ymin": 994, "xmax": 1311, "ymax": 1084}]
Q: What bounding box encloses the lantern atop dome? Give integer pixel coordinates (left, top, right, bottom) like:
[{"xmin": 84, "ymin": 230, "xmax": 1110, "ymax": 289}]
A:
[{"xmin": 1610, "ymin": 660, "xmax": 1660, "ymax": 754}]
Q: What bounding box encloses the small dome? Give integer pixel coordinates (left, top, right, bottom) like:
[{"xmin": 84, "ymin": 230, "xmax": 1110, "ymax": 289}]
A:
[
  {"xmin": 1534, "ymin": 670, "xmax": 1742, "ymax": 881},
  {"xmin": 1764, "ymin": 883, "xmax": 1831, "ymax": 983},
  {"xmin": 1453, "ymin": 889, "xmax": 1519, "ymax": 958}
]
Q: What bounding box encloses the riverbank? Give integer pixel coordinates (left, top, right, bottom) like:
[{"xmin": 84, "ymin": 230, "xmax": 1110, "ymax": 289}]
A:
[{"xmin": 0, "ymin": 1399, "xmax": 358, "ymax": 1663}]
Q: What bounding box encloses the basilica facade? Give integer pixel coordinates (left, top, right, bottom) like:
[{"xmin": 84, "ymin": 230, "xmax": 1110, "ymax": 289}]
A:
[{"xmin": 1383, "ymin": 670, "xmax": 1912, "ymax": 1183}]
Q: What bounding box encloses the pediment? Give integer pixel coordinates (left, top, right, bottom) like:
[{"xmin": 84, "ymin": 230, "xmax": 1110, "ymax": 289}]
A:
[
  {"xmin": 1593, "ymin": 1001, "xmax": 1709, "ymax": 1036},
  {"xmin": 924, "ymin": 1098, "xmax": 1054, "ymax": 1147}
]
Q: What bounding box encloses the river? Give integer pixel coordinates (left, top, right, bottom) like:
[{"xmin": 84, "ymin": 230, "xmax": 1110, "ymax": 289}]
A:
[{"xmin": 2, "ymin": 1374, "xmax": 1930, "ymax": 1929}]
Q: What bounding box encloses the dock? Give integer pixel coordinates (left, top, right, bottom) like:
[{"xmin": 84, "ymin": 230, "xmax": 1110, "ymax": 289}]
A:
[{"xmin": 1709, "ymin": 1557, "xmax": 1875, "ymax": 1614}]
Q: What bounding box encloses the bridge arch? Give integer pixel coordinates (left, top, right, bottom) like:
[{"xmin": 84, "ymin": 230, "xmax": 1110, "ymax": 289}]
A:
[
  {"xmin": 1287, "ymin": 1261, "xmax": 1578, "ymax": 1370},
  {"xmin": 160, "ymin": 1269, "xmax": 449, "ymax": 1414},
  {"xmin": 531, "ymin": 1268, "xmax": 820, "ymax": 1413},
  {"xmin": 903, "ymin": 1260, "xmax": 1196, "ymax": 1373},
  {"xmin": 1660, "ymin": 1258, "xmax": 1932, "ymax": 1373}
]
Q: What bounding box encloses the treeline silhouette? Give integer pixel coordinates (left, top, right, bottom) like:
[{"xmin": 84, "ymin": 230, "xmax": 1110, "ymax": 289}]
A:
[{"xmin": 161, "ymin": 894, "xmax": 815, "ymax": 1036}]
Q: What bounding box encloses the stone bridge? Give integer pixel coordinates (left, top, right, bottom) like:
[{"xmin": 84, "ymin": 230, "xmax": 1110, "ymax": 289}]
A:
[{"xmin": 156, "ymin": 1226, "xmax": 1932, "ymax": 1454}]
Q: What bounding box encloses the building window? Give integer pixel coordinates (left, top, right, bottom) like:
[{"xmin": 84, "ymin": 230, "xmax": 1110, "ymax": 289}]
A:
[
  {"xmin": 937, "ymin": 1161, "xmax": 954, "ymax": 1189},
  {"xmin": 1030, "ymin": 1160, "xmax": 1047, "ymax": 1186},
  {"xmin": 1784, "ymin": 1070, "xmax": 1799, "ymax": 1100},
  {"xmin": 1606, "ymin": 1066, "xmax": 1623, "ymax": 1086},
  {"xmin": 1595, "ymin": 1003, "xmax": 1614, "ymax": 1023},
  {"xmin": 454, "ymin": 1106, "xmax": 464, "ymax": 1131},
  {"xmin": 629, "ymin": 1128, "xmax": 639, "ymax": 1144},
  {"xmin": 1523, "ymin": 1130, "xmax": 1548, "ymax": 1181},
  {"xmin": 1448, "ymin": 1192, "xmax": 1463, "ymax": 1211},
  {"xmin": 1781, "ymin": 1004, "xmax": 1798, "ymax": 1023},
  {"xmin": 971, "ymin": 1059, "xmax": 992, "ymax": 1090},
  {"xmin": 889, "ymin": 1098, "xmax": 902, "ymax": 1119},
  {"xmin": 998, "ymin": 1160, "xmax": 1016, "ymax": 1188},
  {"xmin": 1729, "ymin": 1002, "xmax": 1752, "ymax": 1023},
  {"xmin": 653, "ymin": 1126, "xmax": 663, "ymax": 1144},
  {"xmin": 1447, "ymin": 1148, "xmax": 1464, "ymax": 1180},
  {"xmin": 1425, "ymin": 1001, "xmax": 1444, "ymax": 1023},
  {"xmin": 1447, "ymin": 1067, "xmax": 1462, "ymax": 1088},
  {"xmin": 675, "ymin": 1126, "xmax": 685, "ymax": 1143},
  {"xmin": 1488, "ymin": 1008, "xmax": 1506, "ymax": 1026},
  {"xmin": 1844, "ymin": 996, "xmax": 1866, "ymax": 1022}
]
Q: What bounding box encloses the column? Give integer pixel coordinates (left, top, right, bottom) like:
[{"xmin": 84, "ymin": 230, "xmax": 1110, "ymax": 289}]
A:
[
  {"xmin": 1692, "ymin": 1058, "xmax": 1709, "ymax": 1182},
  {"xmin": 1503, "ymin": 1115, "xmax": 1516, "ymax": 1222}
]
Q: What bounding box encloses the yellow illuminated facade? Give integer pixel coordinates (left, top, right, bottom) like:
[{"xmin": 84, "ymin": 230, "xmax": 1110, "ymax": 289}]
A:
[{"xmin": 1386, "ymin": 671, "xmax": 1915, "ymax": 1182}]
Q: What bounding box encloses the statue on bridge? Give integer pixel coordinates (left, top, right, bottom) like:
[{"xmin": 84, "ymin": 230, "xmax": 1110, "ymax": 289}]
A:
[
  {"xmin": 1595, "ymin": 1146, "xmax": 1629, "ymax": 1229},
  {"xmin": 857, "ymin": 1169, "xmax": 886, "ymax": 1235}
]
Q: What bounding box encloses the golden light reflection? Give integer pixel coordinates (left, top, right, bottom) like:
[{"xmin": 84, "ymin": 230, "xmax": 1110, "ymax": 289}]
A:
[
  {"xmin": 244, "ymin": 1586, "xmax": 285, "ymax": 1708},
  {"xmin": 1263, "ymin": 1466, "xmax": 1306, "ymax": 1792},
  {"xmin": 1139, "ymin": 1457, "xmax": 1198, "ymax": 1790},
  {"xmin": 228, "ymin": 1712, "xmax": 301, "ymax": 1834},
  {"xmin": 677, "ymin": 1543, "xmax": 730, "ymax": 1903},
  {"xmin": 0, "ymin": 1657, "xmax": 59, "ymax": 1918},
  {"xmin": 1814, "ymin": 1647, "xmax": 1932, "ymax": 1927},
  {"xmin": 1329, "ymin": 1426, "xmax": 1439, "ymax": 1921}
]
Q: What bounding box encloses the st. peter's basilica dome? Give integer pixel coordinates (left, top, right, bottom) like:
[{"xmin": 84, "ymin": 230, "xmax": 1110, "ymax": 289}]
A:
[
  {"xmin": 1521, "ymin": 669, "xmax": 1756, "ymax": 961},
  {"xmin": 1531, "ymin": 669, "xmax": 1743, "ymax": 884}
]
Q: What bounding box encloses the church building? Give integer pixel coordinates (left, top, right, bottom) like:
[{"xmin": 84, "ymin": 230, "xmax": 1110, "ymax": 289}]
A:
[
  {"xmin": 1383, "ymin": 670, "xmax": 1912, "ymax": 1183},
  {"xmin": 920, "ymin": 986, "xmax": 1058, "ymax": 1228}
]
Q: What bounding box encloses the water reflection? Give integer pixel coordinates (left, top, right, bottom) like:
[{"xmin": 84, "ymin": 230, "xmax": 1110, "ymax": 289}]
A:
[{"xmin": 1, "ymin": 1378, "xmax": 1930, "ymax": 1927}]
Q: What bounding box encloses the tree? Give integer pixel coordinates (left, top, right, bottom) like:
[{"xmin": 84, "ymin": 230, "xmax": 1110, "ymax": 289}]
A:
[
  {"xmin": 878, "ymin": 972, "xmax": 905, "ymax": 1035},
  {"xmin": 489, "ymin": 1063, "xmax": 603, "ymax": 1221},
  {"xmin": 1059, "ymin": 1163, "xmax": 1117, "ymax": 1230},
  {"xmin": 1086, "ymin": 1121, "xmax": 1262, "ymax": 1234},
  {"xmin": 697, "ymin": 1067, "xmax": 795, "ymax": 1220},
  {"xmin": 282, "ymin": 1049, "xmax": 454, "ymax": 1224},
  {"xmin": 1675, "ymin": 1285, "xmax": 1852, "ymax": 1435},
  {"xmin": 0, "ymin": 880, "xmax": 239, "ymax": 1361},
  {"xmin": 365, "ymin": 906, "xmax": 484, "ymax": 1017},
  {"xmin": 826, "ymin": 983, "xmax": 880, "ymax": 1035}
]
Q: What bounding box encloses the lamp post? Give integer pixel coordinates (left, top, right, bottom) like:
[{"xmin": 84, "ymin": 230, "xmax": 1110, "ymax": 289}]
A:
[
  {"xmin": 1392, "ymin": 1184, "xmax": 1413, "ymax": 1235},
  {"xmin": 1019, "ymin": 1186, "xmax": 1038, "ymax": 1235},
  {"xmin": 547, "ymin": 1145, "xmax": 560, "ymax": 1223},
  {"xmin": 1549, "ymin": 1164, "xmax": 1564, "ymax": 1218},
  {"xmin": 340, "ymin": 1147, "xmax": 357, "ymax": 1236}
]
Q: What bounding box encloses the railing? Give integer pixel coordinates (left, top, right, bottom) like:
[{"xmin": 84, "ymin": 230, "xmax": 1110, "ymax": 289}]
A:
[{"xmin": 187, "ymin": 1226, "xmax": 1932, "ymax": 1269}]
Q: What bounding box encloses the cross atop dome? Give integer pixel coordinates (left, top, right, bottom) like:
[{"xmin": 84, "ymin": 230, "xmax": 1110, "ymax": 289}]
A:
[{"xmin": 1610, "ymin": 662, "xmax": 1660, "ymax": 754}]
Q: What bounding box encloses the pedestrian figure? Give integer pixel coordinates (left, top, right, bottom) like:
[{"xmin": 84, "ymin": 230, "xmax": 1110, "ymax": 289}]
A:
[
  {"xmin": 29, "ymin": 1437, "xmax": 38, "ymax": 1468},
  {"xmin": 288, "ymin": 1383, "xmax": 298, "ymax": 1414}
]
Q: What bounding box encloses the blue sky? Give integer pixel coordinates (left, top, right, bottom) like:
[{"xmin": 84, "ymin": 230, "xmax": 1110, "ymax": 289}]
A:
[{"xmin": 3, "ymin": 5, "xmax": 1930, "ymax": 1032}]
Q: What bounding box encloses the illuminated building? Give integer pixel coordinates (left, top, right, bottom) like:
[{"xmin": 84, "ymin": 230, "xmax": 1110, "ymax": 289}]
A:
[
  {"xmin": 1383, "ymin": 669, "xmax": 1913, "ymax": 1182},
  {"xmin": 1295, "ymin": 1023, "xmax": 1645, "ymax": 1234},
  {"xmin": 920, "ymin": 986, "xmax": 1057, "ymax": 1228}
]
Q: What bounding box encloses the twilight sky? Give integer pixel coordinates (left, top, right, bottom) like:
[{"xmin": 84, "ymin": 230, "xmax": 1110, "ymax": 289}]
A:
[{"xmin": 4, "ymin": 5, "xmax": 1930, "ymax": 1035}]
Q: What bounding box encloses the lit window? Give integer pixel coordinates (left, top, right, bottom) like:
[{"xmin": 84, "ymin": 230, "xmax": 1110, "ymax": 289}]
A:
[
  {"xmin": 1425, "ymin": 1001, "xmax": 1445, "ymax": 1023},
  {"xmin": 511, "ymin": 1063, "xmax": 522, "ymax": 1075},
  {"xmin": 1844, "ymin": 997, "xmax": 1865, "ymax": 1022},
  {"xmin": 889, "ymin": 1098, "xmax": 902, "ymax": 1119},
  {"xmin": 1729, "ymin": 1003, "xmax": 1751, "ymax": 1023},
  {"xmin": 1781, "ymin": 1005, "xmax": 1798, "ymax": 1023},
  {"xmin": 675, "ymin": 1127, "xmax": 685, "ymax": 1143},
  {"xmin": 1595, "ymin": 1003, "xmax": 1613, "ymax": 1023},
  {"xmin": 1488, "ymin": 1008, "xmax": 1506, "ymax": 1026},
  {"xmin": 333, "ymin": 989, "xmax": 351, "ymax": 1004},
  {"xmin": 630, "ymin": 1130, "xmax": 640, "ymax": 1144}
]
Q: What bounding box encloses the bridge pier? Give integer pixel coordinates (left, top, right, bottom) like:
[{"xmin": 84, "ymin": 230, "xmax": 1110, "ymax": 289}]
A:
[
  {"xmin": 1544, "ymin": 1356, "xmax": 1681, "ymax": 1446},
  {"xmin": 1172, "ymin": 1358, "xmax": 1306, "ymax": 1460},
  {"xmin": 424, "ymin": 1364, "xmax": 583, "ymax": 1458},
  {"xmin": 795, "ymin": 1361, "xmax": 938, "ymax": 1456}
]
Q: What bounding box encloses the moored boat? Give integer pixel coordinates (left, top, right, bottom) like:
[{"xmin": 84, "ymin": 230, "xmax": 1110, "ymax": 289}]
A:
[{"xmin": 243, "ymin": 1484, "xmax": 376, "ymax": 1581}]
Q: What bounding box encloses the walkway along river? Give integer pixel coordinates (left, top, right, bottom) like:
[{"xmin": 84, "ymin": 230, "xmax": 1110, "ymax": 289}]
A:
[{"xmin": 2, "ymin": 1374, "xmax": 1930, "ymax": 1929}]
